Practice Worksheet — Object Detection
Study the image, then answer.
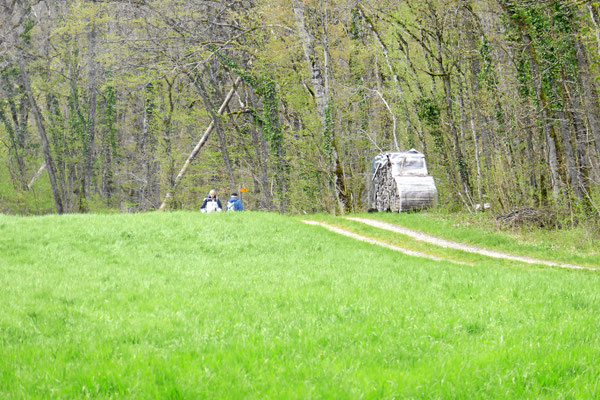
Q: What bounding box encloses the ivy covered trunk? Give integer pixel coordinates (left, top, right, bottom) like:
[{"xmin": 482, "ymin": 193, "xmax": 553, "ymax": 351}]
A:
[
  {"xmin": 18, "ymin": 54, "xmax": 63, "ymax": 214},
  {"xmin": 292, "ymin": 0, "xmax": 347, "ymax": 214}
]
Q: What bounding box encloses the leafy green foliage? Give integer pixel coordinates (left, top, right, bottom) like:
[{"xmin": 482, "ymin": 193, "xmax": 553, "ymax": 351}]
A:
[
  {"xmin": 102, "ymin": 84, "xmax": 118, "ymax": 157},
  {"xmin": 416, "ymin": 96, "xmax": 440, "ymax": 127},
  {"xmin": 19, "ymin": 18, "xmax": 36, "ymax": 45},
  {"xmin": 478, "ymin": 36, "xmax": 497, "ymax": 90},
  {"xmin": 2, "ymin": 0, "xmax": 600, "ymax": 219}
]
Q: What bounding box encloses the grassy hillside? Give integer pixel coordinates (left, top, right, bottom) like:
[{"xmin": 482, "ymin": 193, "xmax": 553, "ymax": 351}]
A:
[{"xmin": 1, "ymin": 211, "xmax": 599, "ymax": 398}]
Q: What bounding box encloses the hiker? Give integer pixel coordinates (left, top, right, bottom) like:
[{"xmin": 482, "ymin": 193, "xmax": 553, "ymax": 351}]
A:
[
  {"xmin": 200, "ymin": 189, "xmax": 222, "ymax": 213},
  {"xmin": 226, "ymin": 193, "xmax": 244, "ymax": 211}
]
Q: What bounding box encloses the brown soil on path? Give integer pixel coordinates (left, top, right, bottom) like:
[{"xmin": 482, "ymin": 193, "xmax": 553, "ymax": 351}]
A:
[{"xmin": 347, "ymin": 217, "xmax": 596, "ymax": 271}]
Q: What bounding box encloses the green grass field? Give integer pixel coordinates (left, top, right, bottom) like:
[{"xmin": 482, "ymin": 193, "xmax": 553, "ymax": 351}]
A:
[{"xmin": 1, "ymin": 211, "xmax": 600, "ymax": 398}]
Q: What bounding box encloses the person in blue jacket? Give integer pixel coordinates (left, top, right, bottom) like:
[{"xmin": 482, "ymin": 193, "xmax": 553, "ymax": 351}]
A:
[{"xmin": 226, "ymin": 193, "xmax": 244, "ymax": 211}]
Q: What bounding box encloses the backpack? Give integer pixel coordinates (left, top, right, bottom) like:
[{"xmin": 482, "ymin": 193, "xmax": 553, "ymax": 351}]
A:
[{"xmin": 226, "ymin": 201, "xmax": 235, "ymax": 211}]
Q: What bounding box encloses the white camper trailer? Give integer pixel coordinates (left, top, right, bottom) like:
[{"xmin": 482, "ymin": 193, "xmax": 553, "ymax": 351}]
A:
[{"xmin": 369, "ymin": 149, "xmax": 437, "ymax": 212}]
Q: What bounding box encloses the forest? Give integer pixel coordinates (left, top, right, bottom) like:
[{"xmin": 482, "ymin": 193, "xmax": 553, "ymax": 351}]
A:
[{"xmin": 2, "ymin": 0, "xmax": 600, "ymax": 218}]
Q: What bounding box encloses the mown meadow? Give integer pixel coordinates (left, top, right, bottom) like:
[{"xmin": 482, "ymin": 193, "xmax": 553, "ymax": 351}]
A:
[{"xmin": 1, "ymin": 211, "xmax": 599, "ymax": 398}]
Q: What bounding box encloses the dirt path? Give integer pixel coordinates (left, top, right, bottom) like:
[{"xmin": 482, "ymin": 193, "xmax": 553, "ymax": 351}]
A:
[
  {"xmin": 302, "ymin": 220, "xmax": 469, "ymax": 265},
  {"xmin": 347, "ymin": 217, "xmax": 596, "ymax": 271}
]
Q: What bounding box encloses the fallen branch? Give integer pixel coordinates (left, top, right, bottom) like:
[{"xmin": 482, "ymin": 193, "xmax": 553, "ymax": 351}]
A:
[
  {"xmin": 27, "ymin": 162, "xmax": 46, "ymax": 190},
  {"xmin": 159, "ymin": 76, "xmax": 242, "ymax": 211},
  {"xmin": 496, "ymin": 207, "xmax": 560, "ymax": 228}
]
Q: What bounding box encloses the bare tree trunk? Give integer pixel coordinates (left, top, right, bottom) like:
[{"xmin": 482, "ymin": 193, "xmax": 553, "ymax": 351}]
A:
[
  {"xmin": 356, "ymin": 4, "xmax": 401, "ymax": 151},
  {"xmin": 46, "ymin": 93, "xmax": 69, "ymax": 209},
  {"xmin": 436, "ymin": 33, "xmax": 470, "ymax": 195},
  {"xmin": 99, "ymin": 85, "xmax": 116, "ymax": 206},
  {"xmin": 17, "ymin": 55, "xmax": 63, "ymax": 214},
  {"xmin": 292, "ymin": 0, "xmax": 346, "ymax": 213},
  {"xmin": 197, "ymin": 72, "xmax": 236, "ymax": 194},
  {"xmin": 163, "ymin": 77, "xmax": 176, "ymax": 190},
  {"xmin": 292, "ymin": 0, "xmax": 327, "ymax": 129},
  {"xmin": 65, "ymin": 45, "xmax": 89, "ymax": 212},
  {"xmin": 464, "ymin": 25, "xmax": 492, "ymax": 208},
  {"xmin": 565, "ymin": 86, "xmax": 592, "ymax": 202},
  {"xmin": 523, "ymin": 31, "xmax": 562, "ymax": 200},
  {"xmin": 215, "ymin": 117, "xmax": 237, "ymax": 194},
  {"xmin": 249, "ymin": 90, "xmax": 273, "ymax": 210},
  {"xmin": 260, "ymin": 75, "xmax": 289, "ymax": 213},
  {"xmin": 557, "ymin": 108, "xmax": 581, "ymax": 199},
  {"xmin": 574, "ymin": 37, "xmax": 600, "ymax": 179},
  {"xmin": 523, "ymin": 112, "xmax": 540, "ymax": 205},
  {"xmin": 84, "ymin": 23, "xmax": 98, "ymax": 202},
  {"xmin": 0, "ymin": 70, "xmax": 29, "ymax": 189},
  {"xmin": 469, "ymin": 109, "xmax": 483, "ymax": 207},
  {"xmin": 101, "ymin": 132, "xmax": 113, "ymax": 205},
  {"xmin": 0, "ymin": 107, "xmax": 27, "ymax": 189},
  {"xmin": 139, "ymin": 88, "xmax": 150, "ymax": 209},
  {"xmin": 139, "ymin": 83, "xmax": 160, "ymax": 209},
  {"xmin": 588, "ymin": 4, "xmax": 600, "ymax": 55}
]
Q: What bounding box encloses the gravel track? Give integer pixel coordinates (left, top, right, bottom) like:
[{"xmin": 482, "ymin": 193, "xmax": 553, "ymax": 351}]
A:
[
  {"xmin": 302, "ymin": 220, "xmax": 470, "ymax": 265},
  {"xmin": 347, "ymin": 217, "xmax": 596, "ymax": 271}
]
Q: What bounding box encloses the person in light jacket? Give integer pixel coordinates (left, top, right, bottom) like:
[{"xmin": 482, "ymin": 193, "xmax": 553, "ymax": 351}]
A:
[
  {"xmin": 200, "ymin": 189, "xmax": 222, "ymax": 212},
  {"xmin": 226, "ymin": 193, "xmax": 244, "ymax": 211}
]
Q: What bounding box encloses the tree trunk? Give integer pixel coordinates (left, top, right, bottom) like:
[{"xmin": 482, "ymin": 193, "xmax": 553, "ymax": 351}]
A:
[
  {"xmin": 249, "ymin": 90, "xmax": 273, "ymax": 210},
  {"xmin": 85, "ymin": 23, "xmax": 98, "ymax": 202},
  {"xmin": 99, "ymin": 84, "xmax": 117, "ymax": 206},
  {"xmin": 18, "ymin": 55, "xmax": 63, "ymax": 214},
  {"xmin": 565, "ymin": 83, "xmax": 592, "ymax": 203},
  {"xmin": 0, "ymin": 72, "xmax": 28, "ymax": 189},
  {"xmin": 557, "ymin": 108, "xmax": 580, "ymax": 199},
  {"xmin": 574, "ymin": 36, "xmax": 600, "ymax": 180},
  {"xmin": 292, "ymin": 0, "xmax": 346, "ymax": 213},
  {"xmin": 357, "ymin": 4, "xmax": 401, "ymax": 151},
  {"xmin": 163, "ymin": 77, "xmax": 176, "ymax": 190},
  {"xmin": 523, "ymin": 112, "xmax": 540, "ymax": 206},
  {"xmin": 437, "ymin": 41, "xmax": 470, "ymax": 195},
  {"xmin": 522, "ymin": 31, "xmax": 562, "ymax": 200},
  {"xmin": 0, "ymin": 107, "xmax": 27, "ymax": 189},
  {"xmin": 197, "ymin": 73, "xmax": 236, "ymax": 194},
  {"xmin": 261, "ymin": 75, "xmax": 289, "ymax": 213},
  {"xmin": 139, "ymin": 83, "xmax": 160, "ymax": 209}
]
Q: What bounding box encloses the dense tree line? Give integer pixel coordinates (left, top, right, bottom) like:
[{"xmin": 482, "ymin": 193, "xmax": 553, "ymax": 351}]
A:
[{"xmin": 1, "ymin": 0, "xmax": 600, "ymax": 218}]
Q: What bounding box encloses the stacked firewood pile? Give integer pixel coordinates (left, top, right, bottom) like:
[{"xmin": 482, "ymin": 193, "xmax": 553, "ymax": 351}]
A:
[
  {"xmin": 496, "ymin": 207, "xmax": 560, "ymax": 228},
  {"xmin": 372, "ymin": 161, "xmax": 399, "ymax": 212}
]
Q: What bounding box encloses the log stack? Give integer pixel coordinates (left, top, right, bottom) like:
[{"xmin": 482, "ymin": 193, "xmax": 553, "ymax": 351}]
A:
[
  {"xmin": 368, "ymin": 149, "xmax": 437, "ymax": 212},
  {"xmin": 371, "ymin": 158, "xmax": 400, "ymax": 212}
]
